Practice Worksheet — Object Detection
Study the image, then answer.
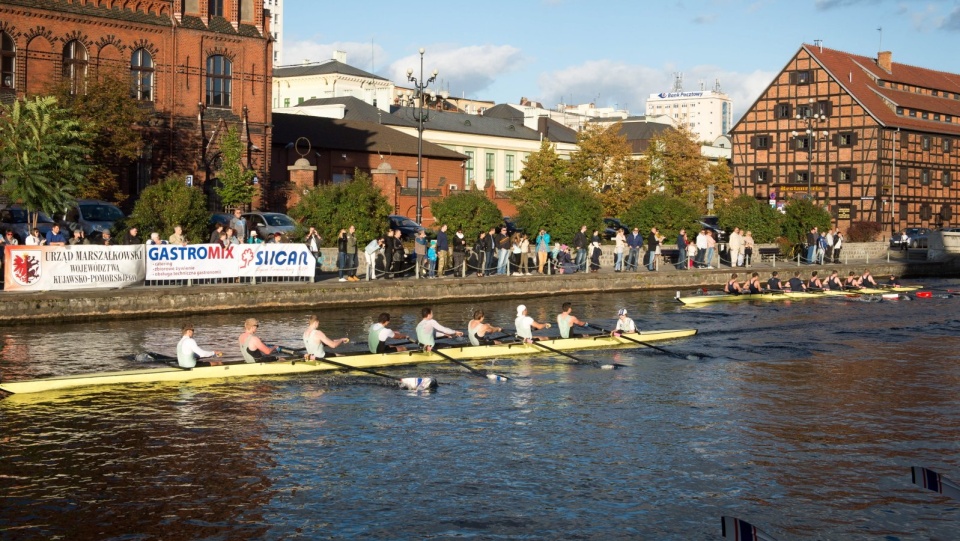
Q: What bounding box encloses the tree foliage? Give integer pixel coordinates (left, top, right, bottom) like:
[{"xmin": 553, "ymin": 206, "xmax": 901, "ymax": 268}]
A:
[
  {"xmin": 0, "ymin": 96, "xmax": 91, "ymax": 226},
  {"xmin": 214, "ymin": 126, "xmax": 258, "ymax": 209},
  {"xmin": 512, "ymin": 138, "xmax": 574, "ymax": 209},
  {"xmin": 846, "ymin": 221, "xmax": 884, "ymax": 242},
  {"xmin": 515, "ymin": 184, "xmax": 603, "ymax": 245},
  {"xmin": 780, "ymin": 198, "xmax": 833, "ymax": 245},
  {"xmin": 647, "ymin": 125, "xmax": 736, "ymax": 213},
  {"xmin": 621, "ymin": 194, "xmax": 700, "ymax": 241},
  {"xmin": 287, "ymin": 170, "xmax": 391, "ymax": 245},
  {"xmin": 429, "ymin": 191, "xmax": 503, "ymax": 241},
  {"xmin": 568, "ymin": 122, "xmax": 647, "ymax": 217},
  {"xmin": 126, "ymin": 175, "xmax": 210, "ymax": 242},
  {"xmin": 716, "ymin": 194, "xmax": 784, "ymax": 243}
]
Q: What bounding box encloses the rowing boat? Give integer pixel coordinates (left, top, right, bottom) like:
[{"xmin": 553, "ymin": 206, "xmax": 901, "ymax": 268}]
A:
[
  {"xmin": 677, "ymin": 286, "xmax": 921, "ymax": 305},
  {"xmin": 0, "ymin": 329, "xmax": 697, "ymax": 395}
]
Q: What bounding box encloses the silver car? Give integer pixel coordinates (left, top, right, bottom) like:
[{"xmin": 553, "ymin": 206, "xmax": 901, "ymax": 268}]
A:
[
  {"xmin": 0, "ymin": 206, "xmax": 56, "ymax": 243},
  {"xmin": 242, "ymin": 212, "xmax": 298, "ymax": 240}
]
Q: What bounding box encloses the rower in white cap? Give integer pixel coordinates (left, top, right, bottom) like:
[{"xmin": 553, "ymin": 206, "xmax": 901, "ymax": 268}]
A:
[
  {"xmin": 613, "ymin": 308, "xmax": 637, "ymax": 336},
  {"xmin": 515, "ymin": 304, "xmax": 551, "ymax": 342}
]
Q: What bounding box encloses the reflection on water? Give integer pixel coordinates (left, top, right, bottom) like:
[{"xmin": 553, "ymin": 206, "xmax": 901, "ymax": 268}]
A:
[{"xmin": 2, "ymin": 283, "xmax": 960, "ymax": 539}]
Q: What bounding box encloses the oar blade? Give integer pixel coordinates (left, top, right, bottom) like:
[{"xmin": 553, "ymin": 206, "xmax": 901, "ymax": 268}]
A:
[
  {"xmin": 912, "ymin": 466, "xmax": 960, "ymax": 500},
  {"xmin": 721, "ymin": 516, "xmax": 778, "ymax": 541},
  {"xmin": 485, "ymin": 373, "xmax": 510, "ymax": 381},
  {"xmin": 399, "ymin": 377, "xmax": 437, "ymax": 391}
]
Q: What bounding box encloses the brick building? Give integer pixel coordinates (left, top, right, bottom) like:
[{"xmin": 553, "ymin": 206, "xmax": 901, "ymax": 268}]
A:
[
  {"xmin": 731, "ymin": 43, "xmax": 960, "ymax": 232},
  {"xmin": 0, "ymin": 0, "xmax": 273, "ymax": 207}
]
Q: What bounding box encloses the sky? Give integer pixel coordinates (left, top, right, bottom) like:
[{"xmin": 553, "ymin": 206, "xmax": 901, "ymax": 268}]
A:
[{"xmin": 279, "ymin": 0, "xmax": 960, "ymax": 122}]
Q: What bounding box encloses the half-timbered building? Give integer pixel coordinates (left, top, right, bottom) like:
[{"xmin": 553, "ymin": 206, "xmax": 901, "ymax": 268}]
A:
[{"xmin": 731, "ymin": 43, "xmax": 960, "ymax": 232}]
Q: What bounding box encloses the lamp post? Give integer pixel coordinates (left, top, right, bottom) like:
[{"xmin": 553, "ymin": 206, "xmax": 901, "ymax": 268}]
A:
[
  {"xmin": 407, "ymin": 48, "xmax": 438, "ymax": 226},
  {"xmin": 791, "ymin": 98, "xmax": 828, "ymax": 201}
]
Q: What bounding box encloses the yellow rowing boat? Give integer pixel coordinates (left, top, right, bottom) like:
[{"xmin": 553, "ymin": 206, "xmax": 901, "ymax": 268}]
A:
[
  {"xmin": 0, "ymin": 329, "xmax": 697, "ymax": 396},
  {"xmin": 677, "ymin": 286, "xmax": 921, "ymax": 305}
]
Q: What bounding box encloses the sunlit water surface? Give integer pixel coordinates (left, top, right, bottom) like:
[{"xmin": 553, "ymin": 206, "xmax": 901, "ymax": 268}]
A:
[{"xmin": 2, "ymin": 283, "xmax": 960, "ymax": 540}]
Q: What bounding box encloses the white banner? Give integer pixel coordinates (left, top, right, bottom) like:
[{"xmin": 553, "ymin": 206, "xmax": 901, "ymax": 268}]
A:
[
  {"xmin": 146, "ymin": 243, "xmax": 315, "ymax": 280},
  {"xmin": 3, "ymin": 245, "xmax": 145, "ymax": 291}
]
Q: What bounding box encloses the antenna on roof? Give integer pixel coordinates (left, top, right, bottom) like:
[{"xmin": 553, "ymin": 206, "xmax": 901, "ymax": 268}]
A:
[
  {"xmin": 672, "ymin": 72, "xmax": 683, "ymax": 92},
  {"xmin": 714, "ymin": 78, "xmax": 722, "ymax": 93},
  {"xmin": 813, "ymin": 39, "xmax": 823, "ymax": 52},
  {"xmin": 877, "ymin": 27, "xmax": 883, "ymax": 53}
]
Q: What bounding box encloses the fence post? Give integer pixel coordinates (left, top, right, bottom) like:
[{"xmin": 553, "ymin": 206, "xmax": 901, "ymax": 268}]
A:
[
  {"xmin": 462, "ymin": 256, "xmax": 467, "ymax": 278},
  {"xmin": 416, "ymin": 256, "xmax": 421, "ymax": 280}
]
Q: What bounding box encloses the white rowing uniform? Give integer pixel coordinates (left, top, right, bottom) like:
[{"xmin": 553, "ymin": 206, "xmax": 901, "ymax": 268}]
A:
[
  {"xmin": 467, "ymin": 320, "xmax": 482, "ymax": 346},
  {"xmin": 416, "ymin": 319, "xmax": 457, "ymax": 348},
  {"xmin": 515, "ymin": 315, "xmax": 535, "ymax": 340},
  {"xmin": 303, "ymin": 329, "xmax": 326, "ymax": 359},
  {"xmin": 615, "ymin": 317, "xmax": 637, "ymax": 334},
  {"xmin": 368, "ymin": 323, "xmax": 399, "ymax": 354},
  {"xmin": 176, "ymin": 335, "xmax": 215, "ymax": 368},
  {"xmin": 557, "ymin": 313, "xmax": 574, "ymax": 339}
]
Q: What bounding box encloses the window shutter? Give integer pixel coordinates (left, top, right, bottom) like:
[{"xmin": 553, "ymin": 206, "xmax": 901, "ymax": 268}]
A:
[
  {"xmin": 824, "ymin": 101, "xmax": 833, "ymax": 116},
  {"xmin": 900, "ymin": 166, "xmax": 908, "ymax": 183},
  {"xmin": 750, "ymin": 136, "xmax": 757, "ymax": 149},
  {"xmin": 850, "ymin": 169, "xmax": 857, "ymax": 182},
  {"xmin": 832, "ymin": 168, "xmax": 840, "ymax": 182},
  {"xmin": 942, "ymin": 205, "xmax": 953, "ymax": 220},
  {"xmin": 850, "ymin": 133, "xmax": 858, "ymax": 145},
  {"xmin": 789, "ymin": 72, "xmax": 798, "ymax": 84},
  {"xmin": 832, "ymin": 134, "xmax": 840, "ymax": 146}
]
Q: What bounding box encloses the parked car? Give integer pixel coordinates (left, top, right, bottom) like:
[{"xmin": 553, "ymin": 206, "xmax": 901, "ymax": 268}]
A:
[
  {"xmin": 890, "ymin": 227, "xmax": 931, "ymax": 249},
  {"xmin": 0, "ymin": 205, "xmax": 56, "ymax": 243},
  {"xmin": 503, "ymin": 216, "xmax": 524, "ymax": 236},
  {"xmin": 698, "ymin": 215, "xmax": 727, "ymax": 243},
  {"xmin": 388, "ymin": 215, "xmax": 424, "ymax": 240},
  {"xmin": 62, "ymin": 200, "xmax": 126, "ymax": 240},
  {"xmin": 603, "ymin": 218, "xmax": 630, "ymax": 240},
  {"xmin": 243, "ymin": 212, "xmax": 298, "ymax": 240}
]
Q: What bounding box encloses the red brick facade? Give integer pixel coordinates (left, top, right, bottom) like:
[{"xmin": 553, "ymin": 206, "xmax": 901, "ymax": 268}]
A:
[
  {"xmin": 731, "ymin": 44, "xmax": 960, "ymax": 232},
  {"xmin": 0, "ymin": 0, "xmax": 272, "ymax": 207}
]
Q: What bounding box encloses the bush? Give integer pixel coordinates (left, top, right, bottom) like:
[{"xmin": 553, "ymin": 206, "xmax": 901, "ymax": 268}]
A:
[
  {"xmin": 621, "ymin": 193, "xmax": 700, "ymax": 241},
  {"xmin": 846, "ymin": 221, "xmax": 884, "ymax": 242},
  {"xmin": 429, "ymin": 191, "xmax": 503, "ymax": 241},
  {"xmin": 515, "ymin": 184, "xmax": 603, "ymax": 244},
  {"xmin": 780, "ymin": 199, "xmax": 832, "ymax": 245},
  {"xmin": 287, "ymin": 170, "xmax": 392, "ymax": 245},
  {"xmin": 126, "ymin": 175, "xmax": 210, "ymax": 242},
  {"xmin": 716, "ymin": 195, "xmax": 783, "ymax": 243}
]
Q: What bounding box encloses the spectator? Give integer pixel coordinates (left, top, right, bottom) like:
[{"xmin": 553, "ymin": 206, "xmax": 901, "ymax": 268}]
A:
[
  {"xmin": 474, "ymin": 231, "xmax": 488, "ymax": 277},
  {"xmin": 146, "ymin": 232, "xmax": 168, "ymax": 245},
  {"xmin": 169, "ymin": 225, "xmax": 187, "ymax": 246},
  {"xmin": 427, "ymin": 239, "xmax": 438, "ymax": 278},
  {"xmin": 364, "ymin": 236, "xmax": 384, "ymax": 280},
  {"xmin": 573, "ymin": 225, "xmax": 588, "ymax": 272},
  {"xmin": 304, "ymin": 227, "xmax": 322, "ymax": 257},
  {"xmin": 557, "ymin": 245, "xmax": 578, "ymax": 274},
  {"xmin": 496, "ymin": 226, "xmax": 511, "ymax": 275},
  {"xmin": 589, "ymin": 240, "xmax": 602, "ymax": 272},
  {"xmin": 123, "ymin": 227, "xmax": 141, "ymax": 245},
  {"xmin": 743, "ymin": 231, "xmax": 755, "ymax": 267},
  {"xmin": 646, "ymin": 227, "xmax": 660, "ymax": 271},
  {"xmin": 676, "ymin": 229, "xmax": 688, "ymax": 270},
  {"xmin": 25, "ymin": 228, "xmax": 44, "ymax": 246},
  {"xmin": 68, "ymin": 229, "xmax": 89, "ymax": 246},
  {"xmin": 728, "ymin": 227, "xmax": 743, "ymax": 267},
  {"xmin": 229, "ymin": 209, "xmax": 246, "ymax": 242},
  {"xmin": 695, "ymin": 229, "xmax": 708, "ymax": 268},
  {"xmin": 805, "ymin": 227, "xmax": 818, "ymax": 264},
  {"xmin": 248, "ymin": 230, "xmax": 263, "ymax": 244},
  {"xmin": 704, "ymin": 229, "xmax": 716, "ymax": 269},
  {"xmin": 46, "ymin": 224, "xmax": 67, "ymax": 246},
  {"xmin": 224, "ymin": 227, "xmax": 240, "ymax": 246},
  {"xmin": 451, "ymin": 227, "xmax": 467, "ymax": 277},
  {"xmin": 389, "ymin": 229, "xmax": 405, "ymax": 278},
  {"xmin": 833, "ymin": 231, "xmax": 843, "ymax": 262},
  {"xmin": 626, "ymin": 227, "xmax": 643, "ymax": 271},
  {"xmin": 346, "ymin": 225, "xmax": 358, "ymax": 281},
  {"xmin": 100, "ymin": 231, "xmax": 113, "ymax": 246},
  {"xmin": 269, "ymin": 231, "xmax": 283, "ymax": 243},
  {"xmin": 436, "ymin": 224, "xmax": 449, "ymax": 277},
  {"xmin": 824, "ymin": 229, "xmax": 835, "ymax": 263},
  {"xmin": 517, "ymin": 233, "xmax": 531, "ymax": 276},
  {"xmin": 414, "ymin": 229, "xmax": 428, "ymax": 277},
  {"xmin": 535, "ymin": 228, "xmax": 551, "ymax": 274},
  {"xmin": 209, "ymin": 223, "xmax": 224, "ymax": 244},
  {"xmin": 484, "ymin": 227, "xmax": 497, "ymax": 276},
  {"xmin": 613, "ymin": 228, "xmax": 626, "ymax": 272},
  {"xmin": 336, "ymin": 228, "xmax": 349, "ymax": 282},
  {"xmin": 817, "ymin": 231, "xmax": 829, "ymax": 265}
]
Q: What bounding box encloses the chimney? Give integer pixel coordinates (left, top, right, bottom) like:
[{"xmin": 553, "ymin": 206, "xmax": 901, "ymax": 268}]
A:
[
  {"xmin": 877, "ymin": 51, "xmax": 892, "ymax": 73},
  {"xmin": 333, "ymin": 50, "xmax": 347, "ymax": 64}
]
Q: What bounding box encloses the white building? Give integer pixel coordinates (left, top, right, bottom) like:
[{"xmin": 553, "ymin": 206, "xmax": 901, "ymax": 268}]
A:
[
  {"xmin": 645, "ymin": 88, "xmax": 733, "ymax": 142},
  {"xmin": 265, "ymin": 0, "xmax": 283, "ymax": 65},
  {"xmin": 272, "ymin": 51, "xmax": 394, "ymax": 111}
]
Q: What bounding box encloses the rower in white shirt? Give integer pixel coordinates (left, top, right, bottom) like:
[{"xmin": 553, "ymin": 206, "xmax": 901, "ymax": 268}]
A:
[
  {"xmin": 302, "ymin": 315, "xmax": 349, "ymax": 360},
  {"xmin": 514, "ymin": 304, "xmax": 551, "ymax": 342},
  {"xmin": 367, "ymin": 313, "xmax": 409, "ymax": 354},
  {"xmin": 176, "ymin": 323, "xmax": 222, "ymax": 368},
  {"xmin": 415, "ymin": 307, "xmax": 462, "ymax": 351}
]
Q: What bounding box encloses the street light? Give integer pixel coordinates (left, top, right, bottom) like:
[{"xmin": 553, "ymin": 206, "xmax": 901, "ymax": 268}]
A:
[
  {"xmin": 791, "ymin": 98, "xmax": 828, "ymax": 200},
  {"xmin": 407, "ymin": 48, "xmax": 438, "ymax": 226}
]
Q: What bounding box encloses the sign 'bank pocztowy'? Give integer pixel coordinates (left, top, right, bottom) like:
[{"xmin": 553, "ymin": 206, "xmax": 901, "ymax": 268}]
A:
[{"xmin": 3, "ymin": 243, "xmax": 314, "ymax": 291}]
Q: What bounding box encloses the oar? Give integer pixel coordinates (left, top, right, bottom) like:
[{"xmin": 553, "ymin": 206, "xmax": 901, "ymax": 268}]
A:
[
  {"xmin": 585, "ymin": 324, "xmax": 705, "ymax": 361},
  {"xmin": 912, "ymin": 466, "xmax": 960, "ymax": 501},
  {"xmin": 521, "ymin": 336, "xmax": 620, "ymax": 370},
  {"xmin": 721, "ymin": 516, "xmax": 779, "ymax": 541},
  {"xmin": 430, "ymin": 346, "xmax": 509, "ymax": 382},
  {"xmin": 276, "ymin": 346, "xmax": 436, "ymax": 391}
]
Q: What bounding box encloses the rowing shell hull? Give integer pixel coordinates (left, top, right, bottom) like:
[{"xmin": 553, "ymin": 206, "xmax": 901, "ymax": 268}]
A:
[
  {"xmin": 678, "ymin": 286, "xmax": 922, "ymax": 305},
  {"xmin": 0, "ymin": 329, "xmax": 697, "ymax": 395}
]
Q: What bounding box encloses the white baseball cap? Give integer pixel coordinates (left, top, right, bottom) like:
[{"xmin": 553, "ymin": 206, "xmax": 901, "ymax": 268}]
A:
[{"xmin": 517, "ymin": 305, "xmax": 526, "ymax": 316}]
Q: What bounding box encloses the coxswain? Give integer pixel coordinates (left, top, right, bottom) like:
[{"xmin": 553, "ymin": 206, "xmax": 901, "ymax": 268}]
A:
[
  {"xmin": 723, "ymin": 273, "xmax": 743, "ymax": 294},
  {"xmin": 746, "ymin": 272, "xmax": 763, "ymax": 294},
  {"xmin": 468, "ymin": 309, "xmax": 503, "ymax": 346},
  {"xmin": 238, "ymin": 318, "xmax": 280, "ymax": 363},
  {"xmin": 415, "ymin": 307, "xmax": 463, "ymax": 351},
  {"xmin": 302, "ymin": 315, "xmax": 349, "ymax": 360},
  {"xmin": 886, "ymin": 275, "xmax": 902, "ymax": 287},
  {"xmin": 557, "ymin": 302, "xmax": 588, "ymax": 338},
  {"xmin": 844, "ymin": 271, "xmax": 861, "ymax": 289},
  {"xmin": 808, "ymin": 270, "xmax": 824, "ymax": 290},
  {"xmin": 785, "ymin": 271, "xmax": 806, "ymax": 292},
  {"xmin": 767, "ymin": 271, "xmax": 783, "ymax": 291},
  {"xmin": 825, "ymin": 270, "xmax": 843, "ymax": 291},
  {"xmin": 613, "ymin": 308, "xmax": 637, "ymax": 336},
  {"xmin": 860, "ymin": 270, "xmax": 878, "ymax": 288},
  {"xmin": 176, "ymin": 323, "xmax": 222, "ymax": 368},
  {"xmin": 515, "ymin": 304, "xmax": 551, "ymax": 342},
  {"xmin": 367, "ymin": 313, "xmax": 409, "ymax": 354}
]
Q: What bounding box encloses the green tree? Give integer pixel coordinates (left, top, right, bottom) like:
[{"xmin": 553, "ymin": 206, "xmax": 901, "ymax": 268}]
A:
[
  {"xmin": 647, "ymin": 125, "xmax": 723, "ymax": 212},
  {"xmin": 0, "ymin": 96, "xmax": 91, "ymax": 226},
  {"xmin": 621, "ymin": 193, "xmax": 700, "ymax": 241},
  {"xmin": 780, "ymin": 198, "xmax": 832, "ymax": 245},
  {"xmin": 512, "ymin": 138, "xmax": 573, "ymax": 209},
  {"xmin": 126, "ymin": 175, "xmax": 210, "ymax": 242},
  {"xmin": 705, "ymin": 157, "xmax": 737, "ymax": 210},
  {"xmin": 568, "ymin": 122, "xmax": 647, "ymax": 217},
  {"xmin": 515, "ymin": 184, "xmax": 603, "ymax": 245},
  {"xmin": 55, "ymin": 71, "xmax": 148, "ymax": 204},
  {"xmin": 716, "ymin": 194, "xmax": 783, "ymax": 243},
  {"xmin": 287, "ymin": 170, "xmax": 391, "ymax": 244},
  {"xmin": 429, "ymin": 191, "xmax": 503, "ymax": 240},
  {"xmin": 214, "ymin": 126, "xmax": 258, "ymax": 210}
]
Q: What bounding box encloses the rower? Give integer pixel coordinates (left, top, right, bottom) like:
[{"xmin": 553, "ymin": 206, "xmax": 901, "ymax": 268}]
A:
[
  {"xmin": 808, "ymin": 270, "xmax": 823, "ymax": 290},
  {"xmin": 176, "ymin": 323, "xmax": 222, "ymax": 368},
  {"xmin": 557, "ymin": 302, "xmax": 588, "ymax": 338},
  {"xmin": 302, "ymin": 315, "xmax": 349, "ymax": 360},
  {"xmin": 238, "ymin": 318, "xmax": 280, "ymax": 363},
  {"xmin": 746, "ymin": 272, "xmax": 763, "ymax": 294},
  {"xmin": 468, "ymin": 309, "xmax": 502, "ymax": 346},
  {"xmin": 785, "ymin": 271, "xmax": 806, "ymax": 292},
  {"xmin": 416, "ymin": 307, "xmax": 463, "ymax": 351},
  {"xmin": 613, "ymin": 308, "xmax": 636, "ymax": 336},
  {"xmin": 767, "ymin": 271, "xmax": 783, "ymax": 291},
  {"xmin": 367, "ymin": 313, "xmax": 409, "ymax": 354},
  {"xmin": 723, "ymin": 273, "xmax": 742, "ymax": 295},
  {"xmin": 515, "ymin": 304, "xmax": 551, "ymax": 342},
  {"xmin": 844, "ymin": 271, "xmax": 862, "ymax": 289},
  {"xmin": 886, "ymin": 275, "xmax": 902, "ymax": 287},
  {"xmin": 861, "ymin": 269, "xmax": 878, "ymax": 288},
  {"xmin": 825, "ymin": 270, "xmax": 843, "ymax": 290}
]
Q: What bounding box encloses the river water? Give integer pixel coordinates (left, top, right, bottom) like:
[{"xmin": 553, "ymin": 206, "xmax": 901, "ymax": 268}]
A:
[{"xmin": 1, "ymin": 282, "xmax": 959, "ymax": 540}]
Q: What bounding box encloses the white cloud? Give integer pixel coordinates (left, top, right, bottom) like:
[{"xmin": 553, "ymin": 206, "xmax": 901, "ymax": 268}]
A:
[
  {"xmin": 387, "ymin": 45, "xmax": 525, "ymax": 97},
  {"xmin": 281, "ymin": 39, "xmax": 388, "ymax": 73}
]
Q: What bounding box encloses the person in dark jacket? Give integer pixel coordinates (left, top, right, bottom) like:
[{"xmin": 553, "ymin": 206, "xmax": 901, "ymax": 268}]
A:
[
  {"xmin": 572, "ymin": 225, "xmax": 588, "ymax": 272},
  {"xmin": 123, "ymin": 227, "xmax": 141, "ymax": 245},
  {"xmin": 451, "ymin": 227, "xmax": 467, "ymax": 277}
]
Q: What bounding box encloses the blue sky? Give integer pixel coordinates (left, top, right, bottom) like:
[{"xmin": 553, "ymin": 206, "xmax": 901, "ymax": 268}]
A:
[{"xmin": 281, "ymin": 0, "xmax": 960, "ymax": 121}]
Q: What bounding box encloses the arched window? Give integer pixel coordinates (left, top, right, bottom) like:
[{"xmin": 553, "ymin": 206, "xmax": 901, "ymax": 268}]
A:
[
  {"xmin": 205, "ymin": 54, "xmax": 231, "ymax": 107},
  {"xmin": 130, "ymin": 48, "xmax": 153, "ymax": 101},
  {"xmin": 1, "ymin": 32, "xmax": 14, "ymax": 90},
  {"xmin": 63, "ymin": 40, "xmax": 88, "ymax": 95}
]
